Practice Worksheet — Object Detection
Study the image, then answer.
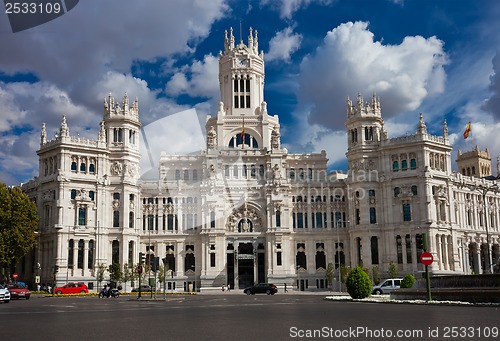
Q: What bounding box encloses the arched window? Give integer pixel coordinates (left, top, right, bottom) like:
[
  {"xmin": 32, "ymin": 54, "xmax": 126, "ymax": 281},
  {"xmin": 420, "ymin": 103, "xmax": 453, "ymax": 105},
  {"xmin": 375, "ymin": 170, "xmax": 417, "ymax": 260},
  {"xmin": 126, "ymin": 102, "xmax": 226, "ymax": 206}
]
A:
[
  {"xmin": 296, "ymin": 252, "xmax": 307, "ymax": 269},
  {"xmin": 401, "ymin": 159, "xmax": 408, "ymax": 170},
  {"xmin": 77, "ymin": 239, "xmax": 84, "ymax": 269},
  {"xmin": 393, "ymin": 161, "xmax": 399, "ymax": 171},
  {"xmin": 68, "ymin": 239, "xmax": 74, "ymax": 268},
  {"xmin": 238, "ymin": 218, "xmax": 253, "ymax": 232},
  {"xmin": 394, "ymin": 187, "xmax": 400, "ymax": 197},
  {"xmin": 410, "ymin": 159, "xmax": 417, "ymax": 169},
  {"xmin": 315, "ymin": 251, "xmax": 326, "ymax": 269},
  {"xmin": 371, "ymin": 236, "xmax": 379, "ymax": 264},
  {"xmin": 112, "ymin": 240, "xmax": 120, "ymax": 264},
  {"xmin": 88, "ymin": 240, "xmax": 94, "ymax": 269},
  {"xmin": 129, "ymin": 212, "xmax": 134, "ymax": 228}
]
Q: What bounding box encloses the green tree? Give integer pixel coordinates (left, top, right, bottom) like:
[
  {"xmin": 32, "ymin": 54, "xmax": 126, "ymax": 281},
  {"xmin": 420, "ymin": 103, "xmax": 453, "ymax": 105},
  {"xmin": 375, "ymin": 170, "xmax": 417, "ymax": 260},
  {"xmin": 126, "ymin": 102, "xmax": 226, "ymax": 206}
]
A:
[
  {"xmin": 346, "ymin": 266, "xmax": 372, "ymax": 299},
  {"xmin": 388, "ymin": 261, "xmax": 399, "ymax": 278},
  {"xmin": 122, "ymin": 264, "xmax": 134, "ymax": 291},
  {"xmin": 326, "ymin": 263, "xmax": 334, "ymax": 291},
  {"xmin": 96, "ymin": 263, "xmax": 107, "ymax": 290},
  {"xmin": 340, "ymin": 265, "xmax": 350, "ymax": 288},
  {"xmin": 108, "ymin": 263, "xmax": 122, "ymax": 285},
  {"xmin": 0, "ymin": 183, "xmax": 39, "ymax": 280}
]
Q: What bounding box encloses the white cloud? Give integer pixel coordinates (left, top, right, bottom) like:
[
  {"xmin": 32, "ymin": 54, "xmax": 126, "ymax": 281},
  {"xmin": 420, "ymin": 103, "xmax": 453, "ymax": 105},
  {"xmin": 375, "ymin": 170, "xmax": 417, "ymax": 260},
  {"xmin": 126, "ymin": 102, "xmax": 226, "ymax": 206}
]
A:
[
  {"xmin": 266, "ymin": 27, "xmax": 302, "ymax": 63},
  {"xmin": 260, "ymin": 0, "xmax": 333, "ymax": 19},
  {"xmin": 165, "ymin": 54, "xmax": 219, "ymax": 100},
  {"xmin": 296, "ymin": 21, "xmax": 448, "ymax": 131},
  {"xmin": 483, "ymin": 52, "xmax": 500, "ymax": 119}
]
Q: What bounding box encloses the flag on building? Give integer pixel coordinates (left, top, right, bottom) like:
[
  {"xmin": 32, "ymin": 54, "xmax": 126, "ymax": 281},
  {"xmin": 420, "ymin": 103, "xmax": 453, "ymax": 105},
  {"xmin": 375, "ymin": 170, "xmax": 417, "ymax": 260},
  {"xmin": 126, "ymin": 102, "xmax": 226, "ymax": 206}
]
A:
[{"xmin": 463, "ymin": 122, "xmax": 471, "ymax": 139}]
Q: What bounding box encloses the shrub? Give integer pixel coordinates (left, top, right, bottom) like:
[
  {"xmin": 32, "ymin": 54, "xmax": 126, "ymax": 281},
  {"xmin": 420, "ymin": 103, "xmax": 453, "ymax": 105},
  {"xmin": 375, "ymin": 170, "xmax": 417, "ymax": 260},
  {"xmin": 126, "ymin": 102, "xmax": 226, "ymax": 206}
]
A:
[
  {"xmin": 400, "ymin": 274, "xmax": 415, "ymax": 288},
  {"xmin": 346, "ymin": 266, "xmax": 372, "ymax": 299}
]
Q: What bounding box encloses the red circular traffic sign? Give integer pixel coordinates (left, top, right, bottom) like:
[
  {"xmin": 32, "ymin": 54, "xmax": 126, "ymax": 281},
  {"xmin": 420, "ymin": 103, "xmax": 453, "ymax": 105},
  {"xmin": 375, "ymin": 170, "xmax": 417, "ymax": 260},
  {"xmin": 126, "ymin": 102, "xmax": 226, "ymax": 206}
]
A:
[
  {"xmin": 12, "ymin": 273, "xmax": 18, "ymax": 279},
  {"xmin": 420, "ymin": 252, "xmax": 433, "ymax": 266},
  {"xmin": 137, "ymin": 265, "xmax": 143, "ymax": 274}
]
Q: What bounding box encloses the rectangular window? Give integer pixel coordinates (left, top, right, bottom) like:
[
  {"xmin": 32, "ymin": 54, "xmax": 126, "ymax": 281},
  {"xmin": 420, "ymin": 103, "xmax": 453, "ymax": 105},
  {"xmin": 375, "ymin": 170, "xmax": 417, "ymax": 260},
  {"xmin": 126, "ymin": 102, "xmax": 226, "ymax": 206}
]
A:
[
  {"xmin": 246, "ymin": 95, "xmax": 250, "ymax": 108},
  {"xmin": 225, "ymin": 165, "xmax": 230, "ymax": 177},
  {"xmin": 210, "ymin": 253, "xmax": 216, "ymax": 267},
  {"xmin": 234, "ymin": 96, "xmax": 239, "ymax": 108},
  {"xmin": 167, "ymin": 214, "xmax": 174, "ymax": 231},
  {"xmin": 403, "ymin": 203, "xmax": 411, "ymax": 221},
  {"xmin": 290, "ymin": 168, "xmax": 295, "ymax": 180},
  {"xmin": 297, "ymin": 212, "xmax": 303, "ymax": 228},
  {"xmin": 234, "ymin": 78, "xmax": 238, "ymax": 92},
  {"xmin": 78, "ymin": 207, "xmax": 86, "ymax": 226},
  {"xmin": 369, "ymin": 207, "xmax": 377, "ymax": 224},
  {"xmin": 355, "ymin": 208, "xmax": 360, "ymax": 225},
  {"xmin": 405, "ymin": 234, "xmax": 412, "ymax": 263},
  {"xmin": 113, "ymin": 211, "xmax": 120, "ymax": 227},
  {"xmin": 277, "ymin": 252, "xmax": 282, "ymax": 266}
]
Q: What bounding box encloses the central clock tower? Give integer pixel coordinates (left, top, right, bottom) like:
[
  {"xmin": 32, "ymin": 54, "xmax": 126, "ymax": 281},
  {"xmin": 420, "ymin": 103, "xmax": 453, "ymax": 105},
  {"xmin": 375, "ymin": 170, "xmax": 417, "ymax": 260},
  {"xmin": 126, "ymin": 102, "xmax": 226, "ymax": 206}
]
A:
[
  {"xmin": 206, "ymin": 27, "xmax": 279, "ymax": 151},
  {"xmin": 218, "ymin": 27, "xmax": 265, "ymax": 116}
]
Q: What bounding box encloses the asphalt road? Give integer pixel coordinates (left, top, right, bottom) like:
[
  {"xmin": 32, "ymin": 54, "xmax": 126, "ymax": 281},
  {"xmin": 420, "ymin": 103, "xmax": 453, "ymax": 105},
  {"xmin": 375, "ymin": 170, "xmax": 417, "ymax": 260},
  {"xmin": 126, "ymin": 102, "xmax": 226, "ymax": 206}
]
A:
[{"xmin": 1, "ymin": 294, "xmax": 499, "ymax": 341}]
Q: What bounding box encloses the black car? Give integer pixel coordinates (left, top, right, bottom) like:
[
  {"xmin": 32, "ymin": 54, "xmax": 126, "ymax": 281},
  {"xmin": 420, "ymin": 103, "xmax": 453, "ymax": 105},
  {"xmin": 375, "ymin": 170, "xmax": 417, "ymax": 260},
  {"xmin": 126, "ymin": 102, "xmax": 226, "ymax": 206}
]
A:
[
  {"xmin": 243, "ymin": 283, "xmax": 278, "ymax": 295},
  {"xmin": 131, "ymin": 285, "xmax": 152, "ymax": 292}
]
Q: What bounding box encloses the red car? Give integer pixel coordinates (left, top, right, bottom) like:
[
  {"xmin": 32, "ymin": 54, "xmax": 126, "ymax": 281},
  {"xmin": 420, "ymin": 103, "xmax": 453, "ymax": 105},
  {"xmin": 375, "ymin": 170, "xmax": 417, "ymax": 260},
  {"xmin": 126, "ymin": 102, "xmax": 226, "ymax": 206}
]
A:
[
  {"xmin": 7, "ymin": 284, "xmax": 31, "ymax": 300},
  {"xmin": 53, "ymin": 282, "xmax": 89, "ymax": 294}
]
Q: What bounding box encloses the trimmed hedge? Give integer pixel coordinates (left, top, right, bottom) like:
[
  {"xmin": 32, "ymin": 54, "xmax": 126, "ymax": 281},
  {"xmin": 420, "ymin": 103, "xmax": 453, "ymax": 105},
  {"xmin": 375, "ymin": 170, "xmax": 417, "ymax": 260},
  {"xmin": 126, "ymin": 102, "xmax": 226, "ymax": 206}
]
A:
[
  {"xmin": 400, "ymin": 274, "xmax": 415, "ymax": 288},
  {"xmin": 346, "ymin": 266, "xmax": 372, "ymax": 299}
]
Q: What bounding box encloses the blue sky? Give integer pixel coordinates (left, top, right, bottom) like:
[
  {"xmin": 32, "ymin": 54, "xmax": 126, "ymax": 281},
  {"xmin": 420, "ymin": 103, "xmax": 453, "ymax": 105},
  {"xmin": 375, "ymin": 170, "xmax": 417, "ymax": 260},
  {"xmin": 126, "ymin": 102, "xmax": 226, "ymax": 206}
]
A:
[{"xmin": 1, "ymin": 0, "xmax": 499, "ymax": 185}]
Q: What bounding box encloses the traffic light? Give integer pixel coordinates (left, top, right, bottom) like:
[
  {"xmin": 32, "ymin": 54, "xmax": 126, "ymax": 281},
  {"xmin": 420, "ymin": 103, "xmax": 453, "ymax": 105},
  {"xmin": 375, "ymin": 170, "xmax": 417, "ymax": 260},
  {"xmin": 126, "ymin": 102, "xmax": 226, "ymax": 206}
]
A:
[
  {"xmin": 54, "ymin": 265, "xmax": 59, "ymax": 273},
  {"xmin": 151, "ymin": 257, "xmax": 159, "ymax": 272},
  {"xmin": 416, "ymin": 234, "xmax": 423, "ymax": 250},
  {"xmin": 139, "ymin": 252, "xmax": 145, "ymax": 264}
]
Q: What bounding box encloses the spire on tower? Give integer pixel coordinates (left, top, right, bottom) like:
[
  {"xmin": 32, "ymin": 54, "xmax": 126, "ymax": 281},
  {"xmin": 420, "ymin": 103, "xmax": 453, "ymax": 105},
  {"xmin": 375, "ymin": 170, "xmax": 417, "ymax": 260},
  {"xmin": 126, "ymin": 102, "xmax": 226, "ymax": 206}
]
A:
[
  {"xmin": 60, "ymin": 115, "xmax": 69, "ymax": 137},
  {"xmin": 41, "ymin": 123, "xmax": 47, "ymax": 144},
  {"xmin": 229, "ymin": 27, "xmax": 234, "ymax": 49}
]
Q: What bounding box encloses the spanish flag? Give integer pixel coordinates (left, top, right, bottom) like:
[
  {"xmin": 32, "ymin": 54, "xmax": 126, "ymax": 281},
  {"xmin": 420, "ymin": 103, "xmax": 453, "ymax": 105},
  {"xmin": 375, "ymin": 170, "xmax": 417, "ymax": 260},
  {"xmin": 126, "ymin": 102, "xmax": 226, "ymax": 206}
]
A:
[{"xmin": 463, "ymin": 122, "xmax": 471, "ymax": 139}]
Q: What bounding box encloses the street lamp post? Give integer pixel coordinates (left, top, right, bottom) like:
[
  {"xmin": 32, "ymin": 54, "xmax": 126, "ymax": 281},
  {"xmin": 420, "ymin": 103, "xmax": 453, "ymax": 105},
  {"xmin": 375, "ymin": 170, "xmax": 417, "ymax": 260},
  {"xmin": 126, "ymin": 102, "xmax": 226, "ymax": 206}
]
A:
[
  {"xmin": 335, "ymin": 218, "xmax": 349, "ymax": 292},
  {"xmin": 470, "ymin": 183, "xmax": 498, "ymax": 274},
  {"xmin": 296, "ymin": 265, "xmax": 301, "ymax": 291}
]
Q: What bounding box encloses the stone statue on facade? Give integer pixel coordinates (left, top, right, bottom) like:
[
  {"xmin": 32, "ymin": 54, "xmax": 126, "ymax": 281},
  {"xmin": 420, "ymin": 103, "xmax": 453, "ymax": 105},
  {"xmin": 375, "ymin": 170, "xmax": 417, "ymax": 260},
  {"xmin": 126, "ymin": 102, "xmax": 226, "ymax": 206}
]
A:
[{"xmin": 207, "ymin": 126, "xmax": 217, "ymax": 149}]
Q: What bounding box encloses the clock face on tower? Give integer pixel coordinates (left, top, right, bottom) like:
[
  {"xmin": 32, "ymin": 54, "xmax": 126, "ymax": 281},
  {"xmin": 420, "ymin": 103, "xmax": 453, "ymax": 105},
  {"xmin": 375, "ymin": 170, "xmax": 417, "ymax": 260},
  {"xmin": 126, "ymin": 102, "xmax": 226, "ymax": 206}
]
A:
[{"xmin": 237, "ymin": 57, "xmax": 249, "ymax": 67}]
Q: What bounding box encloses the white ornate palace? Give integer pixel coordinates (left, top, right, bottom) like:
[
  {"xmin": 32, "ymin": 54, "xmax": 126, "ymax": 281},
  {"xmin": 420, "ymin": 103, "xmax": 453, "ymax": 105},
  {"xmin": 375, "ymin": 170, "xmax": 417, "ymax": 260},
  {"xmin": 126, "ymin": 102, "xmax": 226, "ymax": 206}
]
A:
[{"xmin": 18, "ymin": 28, "xmax": 500, "ymax": 292}]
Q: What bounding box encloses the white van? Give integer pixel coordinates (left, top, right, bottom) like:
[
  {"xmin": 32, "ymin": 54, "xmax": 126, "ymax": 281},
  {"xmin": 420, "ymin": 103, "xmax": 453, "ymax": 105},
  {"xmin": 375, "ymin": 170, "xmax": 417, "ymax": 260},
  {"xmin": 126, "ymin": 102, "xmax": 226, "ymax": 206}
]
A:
[{"xmin": 371, "ymin": 278, "xmax": 402, "ymax": 295}]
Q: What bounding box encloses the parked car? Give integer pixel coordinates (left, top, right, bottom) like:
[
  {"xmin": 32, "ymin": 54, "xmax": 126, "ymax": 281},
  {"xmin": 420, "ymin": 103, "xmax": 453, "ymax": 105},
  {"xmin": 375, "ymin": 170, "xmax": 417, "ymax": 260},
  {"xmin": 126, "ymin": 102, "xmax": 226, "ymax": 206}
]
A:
[
  {"xmin": 7, "ymin": 284, "xmax": 31, "ymax": 299},
  {"xmin": 372, "ymin": 278, "xmax": 402, "ymax": 295},
  {"xmin": 243, "ymin": 283, "xmax": 278, "ymax": 295},
  {"xmin": 0, "ymin": 284, "xmax": 11, "ymax": 303},
  {"xmin": 131, "ymin": 285, "xmax": 152, "ymax": 292},
  {"xmin": 53, "ymin": 282, "xmax": 89, "ymax": 294}
]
